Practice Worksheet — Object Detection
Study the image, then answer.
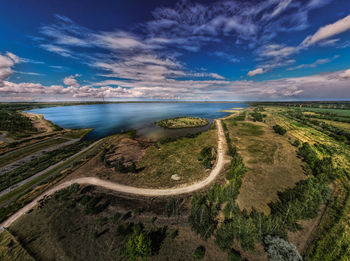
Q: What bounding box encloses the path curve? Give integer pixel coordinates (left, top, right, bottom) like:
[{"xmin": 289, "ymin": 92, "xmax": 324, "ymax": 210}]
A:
[{"xmin": 1, "ymin": 119, "xmax": 226, "ymax": 229}]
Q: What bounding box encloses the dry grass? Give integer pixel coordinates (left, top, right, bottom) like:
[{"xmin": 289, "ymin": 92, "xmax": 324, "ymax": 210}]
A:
[
  {"xmin": 70, "ymin": 128, "xmax": 218, "ymax": 188},
  {"xmin": 8, "ymin": 186, "xmax": 226, "ymax": 261},
  {"xmin": 225, "ymin": 116, "xmax": 305, "ymax": 214},
  {"xmin": 0, "ymin": 229, "xmax": 34, "ymax": 261}
]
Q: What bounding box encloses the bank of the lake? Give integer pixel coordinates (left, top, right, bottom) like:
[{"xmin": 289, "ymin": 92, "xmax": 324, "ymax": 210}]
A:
[{"xmin": 27, "ymin": 102, "xmax": 249, "ymax": 140}]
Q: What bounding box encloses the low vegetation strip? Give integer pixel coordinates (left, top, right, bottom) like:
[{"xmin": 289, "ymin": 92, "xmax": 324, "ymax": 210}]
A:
[
  {"xmin": 0, "ymin": 137, "xmax": 70, "ymax": 168},
  {"xmin": 157, "ymin": 117, "xmax": 209, "ymax": 128},
  {"xmin": 0, "ymin": 141, "xmax": 89, "ymax": 193},
  {"xmin": 0, "ymin": 229, "xmax": 34, "ymax": 261}
]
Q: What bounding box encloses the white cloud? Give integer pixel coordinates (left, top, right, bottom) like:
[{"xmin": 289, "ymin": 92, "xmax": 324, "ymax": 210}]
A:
[
  {"xmin": 339, "ymin": 68, "xmax": 350, "ymax": 79},
  {"xmin": 247, "ymin": 68, "xmax": 265, "ymax": 77},
  {"xmin": 318, "ymin": 38, "xmax": 340, "ymax": 46},
  {"xmin": 287, "ymin": 55, "xmax": 338, "ymax": 71},
  {"xmin": 0, "ymin": 52, "xmax": 20, "ymax": 86},
  {"xmin": 40, "ymin": 44, "xmax": 72, "ymax": 57},
  {"xmin": 301, "ymin": 14, "xmax": 350, "ymax": 47},
  {"xmin": 63, "ymin": 74, "xmax": 80, "ymax": 88}
]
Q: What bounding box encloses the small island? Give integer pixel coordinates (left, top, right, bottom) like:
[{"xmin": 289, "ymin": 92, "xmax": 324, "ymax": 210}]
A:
[{"xmin": 157, "ymin": 117, "xmax": 209, "ymax": 129}]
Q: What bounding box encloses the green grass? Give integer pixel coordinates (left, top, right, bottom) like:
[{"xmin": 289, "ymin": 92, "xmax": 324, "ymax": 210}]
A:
[
  {"xmin": 294, "ymin": 107, "xmax": 350, "ymax": 117},
  {"xmin": 64, "ymin": 129, "xmax": 92, "ymax": 139},
  {"xmin": 236, "ymin": 122, "xmax": 264, "ymax": 136},
  {"xmin": 0, "ymin": 137, "xmax": 69, "ymax": 167},
  {"xmin": 157, "ymin": 117, "xmax": 209, "ymax": 129},
  {"xmin": 0, "ymin": 229, "xmax": 34, "ymax": 261},
  {"xmin": 131, "ymin": 129, "xmax": 217, "ymax": 188}
]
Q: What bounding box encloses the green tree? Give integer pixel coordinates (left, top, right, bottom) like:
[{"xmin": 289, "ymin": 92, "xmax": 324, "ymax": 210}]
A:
[
  {"xmin": 125, "ymin": 230, "xmax": 152, "ymax": 261},
  {"xmin": 264, "ymin": 235, "xmax": 302, "ymax": 261}
]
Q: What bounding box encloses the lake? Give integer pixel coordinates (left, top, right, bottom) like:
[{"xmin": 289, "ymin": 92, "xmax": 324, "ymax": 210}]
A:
[{"xmin": 27, "ymin": 102, "xmax": 248, "ymax": 140}]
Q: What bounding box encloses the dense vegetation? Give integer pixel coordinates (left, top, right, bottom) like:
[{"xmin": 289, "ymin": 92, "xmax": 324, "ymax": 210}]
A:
[
  {"xmin": 157, "ymin": 117, "xmax": 209, "ymax": 129},
  {"xmin": 0, "ymin": 110, "xmax": 37, "ymax": 137},
  {"xmin": 198, "ymin": 146, "xmax": 216, "ymax": 169},
  {"xmin": 188, "ymin": 114, "xmax": 342, "ymax": 260},
  {"xmin": 273, "ymin": 124, "xmax": 286, "ymax": 135}
]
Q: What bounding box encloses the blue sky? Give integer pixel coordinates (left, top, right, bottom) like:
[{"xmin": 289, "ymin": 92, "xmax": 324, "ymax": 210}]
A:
[{"xmin": 1, "ymin": 0, "xmax": 350, "ymax": 101}]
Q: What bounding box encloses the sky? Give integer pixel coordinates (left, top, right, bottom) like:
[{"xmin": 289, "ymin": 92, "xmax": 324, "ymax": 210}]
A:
[{"xmin": 1, "ymin": 0, "xmax": 350, "ymax": 101}]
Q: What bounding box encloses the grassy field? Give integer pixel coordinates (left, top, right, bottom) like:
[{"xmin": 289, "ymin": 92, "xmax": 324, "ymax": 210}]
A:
[
  {"xmin": 293, "ymin": 107, "xmax": 350, "ymax": 117},
  {"xmin": 223, "ymin": 115, "xmax": 305, "ymax": 214},
  {"xmin": 71, "ymin": 128, "xmax": 218, "ymax": 188},
  {"xmin": 7, "ymin": 185, "xmax": 226, "ymax": 261},
  {"xmin": 0, "ymin": 137, "xmax": 69, "ymax": 168},
  {"xmin": 157, "ymin": 117, "xmax": 209, "ymax": 128},
  {"xmin": 0, "ymin": 229, "xmax": 34, "ymax": 261},
  {"xmin": 264, "ymin": 106, "xmax": 350, "ymax": 260}
]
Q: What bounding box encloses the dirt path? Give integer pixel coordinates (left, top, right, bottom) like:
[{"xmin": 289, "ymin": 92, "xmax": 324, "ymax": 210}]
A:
[{"xmin": 0, "ymin": 119, "xmax": 226, "ymax": 229}]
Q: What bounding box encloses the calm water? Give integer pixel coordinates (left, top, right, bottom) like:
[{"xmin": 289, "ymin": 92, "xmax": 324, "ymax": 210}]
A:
[{"xmin": 27, "ymin": 103, "xmax": 248, "ymax": 140}]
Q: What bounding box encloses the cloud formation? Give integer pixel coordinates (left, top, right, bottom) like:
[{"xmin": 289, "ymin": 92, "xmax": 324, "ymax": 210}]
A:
[
  {"xmin": 302, "ymin": 14, "xmax": 350, "ymax": 47},
  {"xmin": 247, "ymin": 68, "xmax": 265, "ymax": 77}
]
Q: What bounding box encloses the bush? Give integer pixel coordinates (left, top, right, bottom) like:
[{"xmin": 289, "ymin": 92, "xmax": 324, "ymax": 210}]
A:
[
  {"xmin": 125, "ymin": 230, "xmax": 152, "ymax": 261},
  {"xmin": 264, "ymin": 235, "xmax": 302, "ymax": 261},
  {"xmin": 228, "ymin": 249, "xmax": 242, "ymax": 261},
  {"xmin": 189, "ymin": 195, "xmax": 218, "ymax": 240},
  {"xmin": 193, "ymin": 246, "xmax": 206, "ymax": 260},
  {"xmin": 273, "ymin": 125, "xmax": 286, "ymax": 135},
  {"xmin": 198, "ymin": 146, "xmax": 215, "ymax": 169}
]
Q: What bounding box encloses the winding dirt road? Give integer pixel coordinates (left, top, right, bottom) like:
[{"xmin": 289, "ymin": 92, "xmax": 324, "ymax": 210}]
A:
[{"xmin": 0, "ymin": 119, "xmax": 227, "ymax": 229}]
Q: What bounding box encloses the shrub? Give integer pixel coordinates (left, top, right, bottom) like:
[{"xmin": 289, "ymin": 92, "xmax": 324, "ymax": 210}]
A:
[
  {"xmin": 264, "ymin": 235, "xmax": 302, "ymax": 261},
  {"xmin": 189, "ymin": 195, "xmax": 218, "ymax": 240},
  {"xmin": 198, "ymin": 146, "xmax": 215, "ymax": 169},
  {"xmin": 228, "ymin": 249, "xmax": 242, "ymax": 261},
  {"xmin": 273, "ymin": 125, "xmax": 286, "ymax": 135},
  {"xmin": 125, "ymin": 230, "xmax": 152, "ymax": 261},
  {"xmin": 193, "ymin": 246, "xmax": 206, "ymax": 260}
]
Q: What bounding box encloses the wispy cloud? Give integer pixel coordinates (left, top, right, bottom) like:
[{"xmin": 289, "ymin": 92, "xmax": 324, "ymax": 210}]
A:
[
  {"xmin": 287, "ymin": 55, "xmax": 339, "ymax": 71},
  {"xmin": 301, "ymin": 14, "xmax": 350, "ymax": 47}
]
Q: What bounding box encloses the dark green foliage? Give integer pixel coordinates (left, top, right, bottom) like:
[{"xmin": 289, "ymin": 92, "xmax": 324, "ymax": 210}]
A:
[
  {"xmin": 250, "ymin": 112, "xmax": 264, "ymax": 122},
  {"xmin": 216, "ymin": 206, "xmax": 260, "ymax": 251},
  {"xmin": 163, "ymin": 198, "xmax": 181, "ymax": 217},
  {"xmin": 269, "ymin": 178, "xmax": 330, "ymax": 231},
  {"xmin": 232, "ymin": 112, "xmax": 246, "ymax": 121},
  {"xmin": 225, "ymin": 152, "xmax": 246, "ymax": 183},
  {"xmin": 292, "ymin": 139, "xmax": 300, "ymax": 147},
  {"xmin": 264, "ymin": 235, "xmax": 302, "ymax": 261},
  {"xmin": 198, "ymin": 146, "xmax": 215, "ymax": 168},
  {"xmin": 222, "ymin": 121, "xmax": 237, "ymax": 156},
  {"xmin": 193, "ymin": 246, "xmax": 206, "ymax": 260},
  {"xmin": 125, "ymin": 229, "xmax": 152, "ymax": 261},
  {"xmin": 228, "ymin": 249, "xmax": 242, "ymax": 261},
  {"xmin": 189, "ymin": 195, "xmax": 218, "ymax": 240},
  {"xmin": 171, "ymin": 229, "xmax": 178, "ymax": 239},
  {"xmin": 53, "ymin": 183, "xmax": 80, "ymax": 202},
  {"xmin": 114, "ymin": 159, "xmax": 137, "ymax": 173},
  {"xmin": 273, "ymin": 125, "xmax": 286, "ymax": 135},
  {"xmin": 79, "ymin": 195, "xmax": 110, "ymax": 215},
  {"xmin": 298, "ymin": 142, "xmax": 337, "ymax": 181},
  {"xmin": 0, "ymin": 110, "xmax": 37, "ymax": 136},
  {"xmin": 113, "ymin": 212, "xmax": 121, "ymax": 223}
]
